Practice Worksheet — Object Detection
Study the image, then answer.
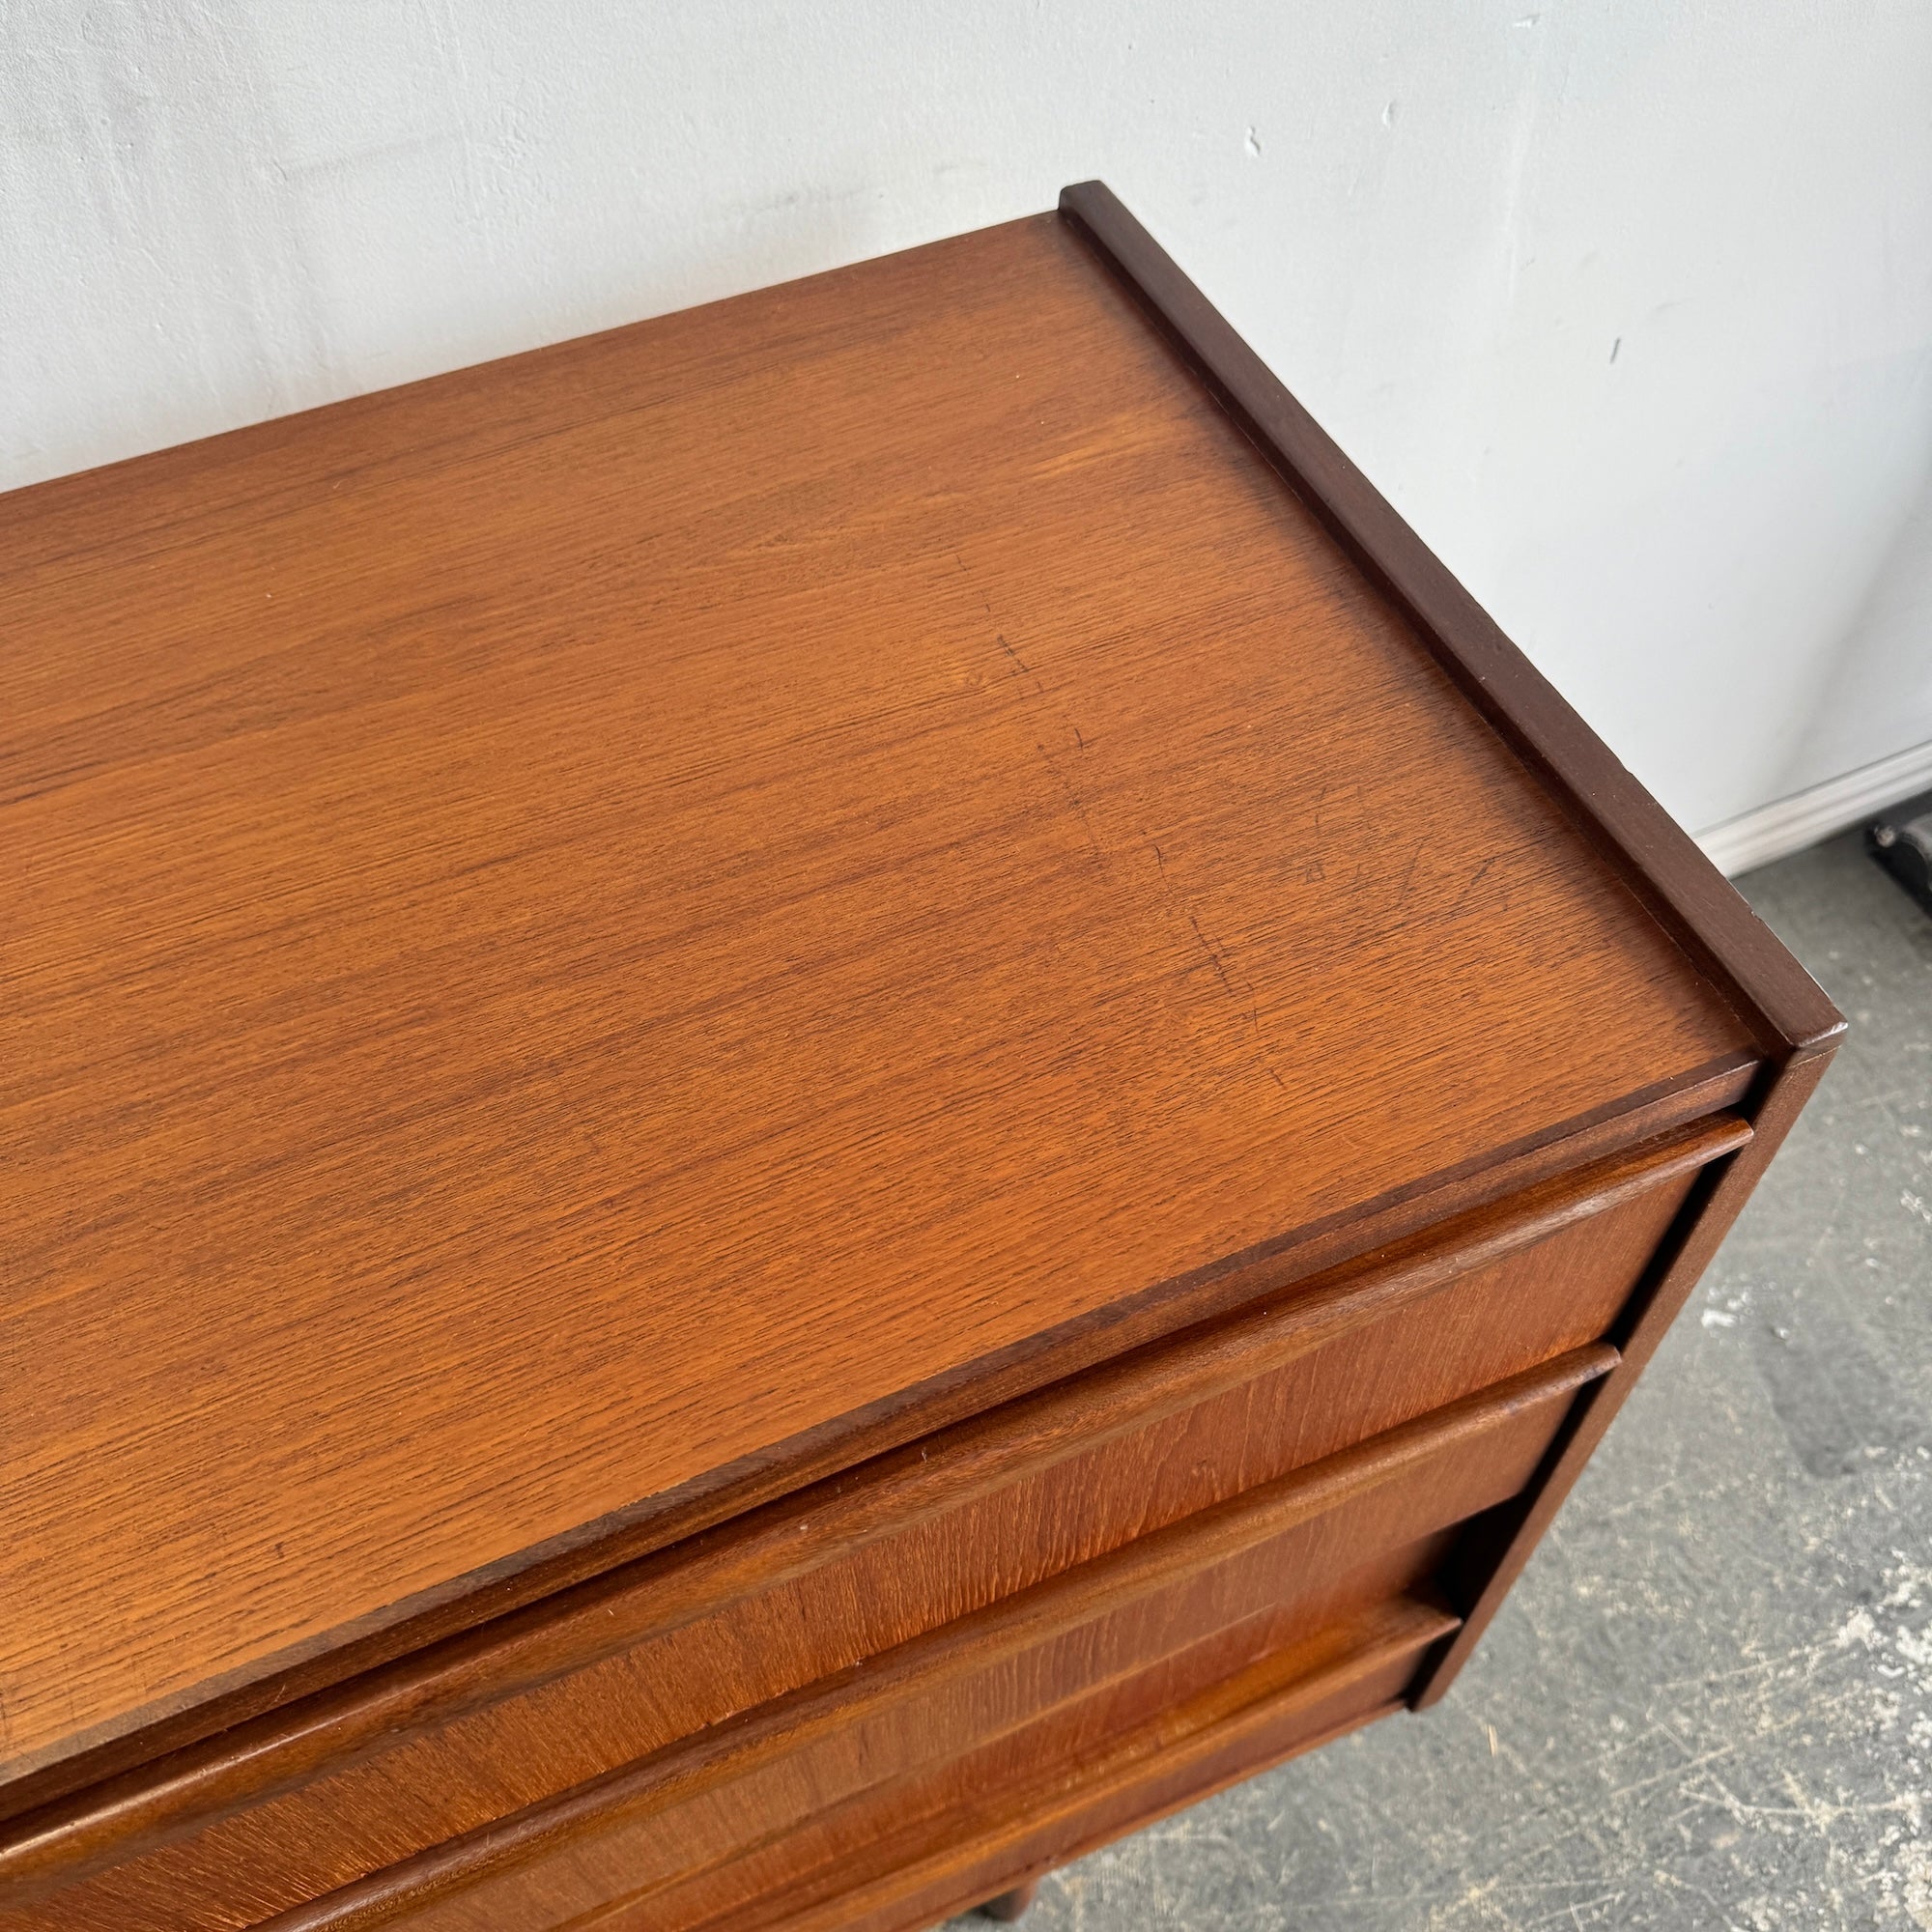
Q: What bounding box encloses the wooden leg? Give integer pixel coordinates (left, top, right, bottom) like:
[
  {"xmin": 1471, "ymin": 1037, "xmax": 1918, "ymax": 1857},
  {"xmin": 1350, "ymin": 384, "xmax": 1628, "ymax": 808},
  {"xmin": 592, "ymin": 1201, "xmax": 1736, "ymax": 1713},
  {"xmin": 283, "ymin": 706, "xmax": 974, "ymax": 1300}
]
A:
[{"xmin": 980, "ymin": 1879, "xmax": 1041, "ymax": 1921}]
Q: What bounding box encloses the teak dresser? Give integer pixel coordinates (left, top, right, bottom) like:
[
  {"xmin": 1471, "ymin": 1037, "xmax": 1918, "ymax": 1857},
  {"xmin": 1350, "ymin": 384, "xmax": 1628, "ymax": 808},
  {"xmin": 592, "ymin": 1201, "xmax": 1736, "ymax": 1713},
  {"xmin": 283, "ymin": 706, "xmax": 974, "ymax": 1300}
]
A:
[{"xmin": 1, "ymin": 185, "xmax": 1840, "ymax": 1931}]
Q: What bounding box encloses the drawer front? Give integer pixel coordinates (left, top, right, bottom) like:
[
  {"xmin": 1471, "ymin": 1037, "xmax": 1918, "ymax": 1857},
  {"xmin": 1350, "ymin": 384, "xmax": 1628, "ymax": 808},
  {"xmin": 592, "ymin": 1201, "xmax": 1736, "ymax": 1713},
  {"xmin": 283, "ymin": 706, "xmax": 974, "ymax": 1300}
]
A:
[
  {"xmin": 418, "ymin": 1605, "xmax": 1454, "ymax": 1932},
  {"xmin": 0, "ymin": 1119, "xmax": 1741, "ymax": 1930},
  {"xmin": 264, "ymin": 1350, "xmax": 1607, "ymax": 1931},
  {"xmin": 784, "ymin": 1597, "xmax": 1454, "ymax": 1932},
  {"xmin": 642, "ymin": 1594, "xmax": 1454, "ymax": 1932}
]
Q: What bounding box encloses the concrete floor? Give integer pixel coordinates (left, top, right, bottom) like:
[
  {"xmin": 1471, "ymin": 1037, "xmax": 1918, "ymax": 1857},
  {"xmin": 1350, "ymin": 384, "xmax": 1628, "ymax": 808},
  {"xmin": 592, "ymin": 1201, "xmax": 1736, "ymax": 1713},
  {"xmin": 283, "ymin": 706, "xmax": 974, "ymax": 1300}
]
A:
[{"xmin": 969, "ymin": 832, "xmax": 1932, "ymax": 1930}]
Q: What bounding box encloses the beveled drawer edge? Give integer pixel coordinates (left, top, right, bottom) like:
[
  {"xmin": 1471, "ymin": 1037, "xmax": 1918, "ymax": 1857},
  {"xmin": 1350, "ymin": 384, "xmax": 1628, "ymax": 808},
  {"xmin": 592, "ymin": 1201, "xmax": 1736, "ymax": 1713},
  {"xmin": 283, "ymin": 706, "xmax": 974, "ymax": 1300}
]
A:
[
  {"xmin": 249, "ymin": 1352, "xmax": 1604, "ymax": 1931},
  {"xmin": 1408, "ymin": 1049, "xmax": 1836, "ymax": 1709},
  {"xmin": 736, "ymin": 1596, "xmax": 1458, "ymax": 1932},
  {"xmin": 0, "ymin": 1119, "xmax": 1736, "ymax": 1901}
]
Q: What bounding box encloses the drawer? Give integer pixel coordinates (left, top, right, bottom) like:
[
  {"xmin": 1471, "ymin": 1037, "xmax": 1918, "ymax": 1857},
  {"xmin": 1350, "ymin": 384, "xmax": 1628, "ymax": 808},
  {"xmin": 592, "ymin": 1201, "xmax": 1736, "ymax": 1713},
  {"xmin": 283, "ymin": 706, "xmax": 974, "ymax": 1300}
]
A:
[
  {"xmin": 264, "ymin": 1348, "xmax": 1607, "ymax": 1930},
  {"xmin": 639, "ymin": 1595, "xmax": 1455, "ymax": 1932},
  {"xmin": 0, "ymin": 1117, "xmax": 1741, "ymax": 1931}
]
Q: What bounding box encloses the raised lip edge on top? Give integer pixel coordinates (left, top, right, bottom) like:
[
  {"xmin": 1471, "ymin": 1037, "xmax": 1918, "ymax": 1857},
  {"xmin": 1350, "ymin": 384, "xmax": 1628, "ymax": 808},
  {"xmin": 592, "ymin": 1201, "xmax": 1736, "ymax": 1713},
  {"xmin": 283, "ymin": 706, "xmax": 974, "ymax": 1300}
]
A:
[{"xmin": 1055, "ymin": 179, "xmax": 1845, "ymax": 1067}]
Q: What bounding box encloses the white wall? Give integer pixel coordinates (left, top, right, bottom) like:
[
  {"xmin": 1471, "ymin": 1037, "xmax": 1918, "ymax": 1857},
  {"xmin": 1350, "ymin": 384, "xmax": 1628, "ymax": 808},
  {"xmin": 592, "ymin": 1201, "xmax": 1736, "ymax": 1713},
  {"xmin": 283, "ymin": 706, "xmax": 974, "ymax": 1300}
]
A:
[
  {"xmin": 6, "ymin": 1, "xmax": 1930, "ymax": 852},
  {"xmin": 1784, "ymin": 470, "xmax": 1932, "ymax": 798}
]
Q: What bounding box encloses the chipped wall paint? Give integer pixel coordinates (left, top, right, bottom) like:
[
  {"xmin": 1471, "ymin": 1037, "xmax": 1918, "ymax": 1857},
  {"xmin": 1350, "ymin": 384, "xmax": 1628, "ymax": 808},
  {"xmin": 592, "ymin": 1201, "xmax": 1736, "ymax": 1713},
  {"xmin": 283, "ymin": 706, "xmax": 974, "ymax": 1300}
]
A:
[{"xmin": 5, "ymin": 0, "xmax": 1930, "ymax": 838}]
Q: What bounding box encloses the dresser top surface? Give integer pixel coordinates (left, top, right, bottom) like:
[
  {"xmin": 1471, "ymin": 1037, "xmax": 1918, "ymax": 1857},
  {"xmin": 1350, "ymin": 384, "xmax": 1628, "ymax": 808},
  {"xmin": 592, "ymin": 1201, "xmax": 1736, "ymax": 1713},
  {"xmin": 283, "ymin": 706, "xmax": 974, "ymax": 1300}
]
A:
[{"xmin": 2, "ymin": 210, "xmax": 1753, "ymax": 1782}]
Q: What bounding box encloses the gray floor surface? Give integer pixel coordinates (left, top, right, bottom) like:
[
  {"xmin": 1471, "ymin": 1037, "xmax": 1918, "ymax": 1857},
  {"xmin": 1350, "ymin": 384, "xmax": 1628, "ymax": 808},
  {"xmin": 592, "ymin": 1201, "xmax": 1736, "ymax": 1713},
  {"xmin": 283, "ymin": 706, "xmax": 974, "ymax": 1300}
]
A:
[{"xmin": 956, "ymin": 831, "xmax": 1932, "ymax": 1930}]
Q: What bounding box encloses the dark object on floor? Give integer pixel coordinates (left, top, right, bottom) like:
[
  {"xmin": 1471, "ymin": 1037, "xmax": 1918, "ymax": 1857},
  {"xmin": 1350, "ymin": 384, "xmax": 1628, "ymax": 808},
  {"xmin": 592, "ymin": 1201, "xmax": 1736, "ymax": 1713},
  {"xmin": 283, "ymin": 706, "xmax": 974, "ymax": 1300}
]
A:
[
  {"xmin": 1866, "ymin": 786, "xmax": 1932, "ymax": 915},
  {"xmin": 980, "ymin": 1880, "xmax": 1041, "ymax": 1920}
]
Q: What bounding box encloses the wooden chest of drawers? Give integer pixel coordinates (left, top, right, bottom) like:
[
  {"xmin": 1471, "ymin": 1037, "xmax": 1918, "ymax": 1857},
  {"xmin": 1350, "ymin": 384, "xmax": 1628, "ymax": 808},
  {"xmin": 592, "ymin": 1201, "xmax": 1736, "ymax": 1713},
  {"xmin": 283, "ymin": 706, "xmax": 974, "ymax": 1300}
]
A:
[{"xmin": 0, "ymin": 183, "xmax": 1839, "ymax": 1930}]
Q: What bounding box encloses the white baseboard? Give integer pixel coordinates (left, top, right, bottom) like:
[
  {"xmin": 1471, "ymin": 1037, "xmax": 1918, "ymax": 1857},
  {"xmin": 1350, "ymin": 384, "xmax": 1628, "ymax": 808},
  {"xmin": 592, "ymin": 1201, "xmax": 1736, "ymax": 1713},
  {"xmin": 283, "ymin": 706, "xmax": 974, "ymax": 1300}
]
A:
[{"xmin": 1696, "ymin": 739, "xmax": 1932, "ymax": 877}]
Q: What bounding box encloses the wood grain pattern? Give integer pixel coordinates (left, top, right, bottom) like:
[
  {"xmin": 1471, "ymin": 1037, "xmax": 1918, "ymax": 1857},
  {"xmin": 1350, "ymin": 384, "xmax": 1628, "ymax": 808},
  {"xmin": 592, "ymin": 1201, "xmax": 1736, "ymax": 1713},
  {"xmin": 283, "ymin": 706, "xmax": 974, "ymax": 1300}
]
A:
[
  {"xmin": 1, "ymin": 207, "xmax": 1760, "ymax": 1789},
  {"xmin": 0, "ymin": 1124, "xmax": 1725, "ymax": 1927},
  {"xmin": 712, "ymin": 1598, "xmax": 1450, "ymax": 1932},
  {"xmin": 542, "ymin": 1600, "xmax": 1450, "ymax": 1932},
  {"xmin": 1056, "ymin": 180, "xmax": 1846, "ymax": 1064},
  {"xmin": 252, "ymin": 1350, "xmax": 1603, "ymax": 1932},
  {"xmin": 0, "ymin": 1048, "xmax": 1761, "ymax": 1836},
  {"xmin": 1409, "ymin": 1051, "xmax": 1837, "ymax": 1706}
]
